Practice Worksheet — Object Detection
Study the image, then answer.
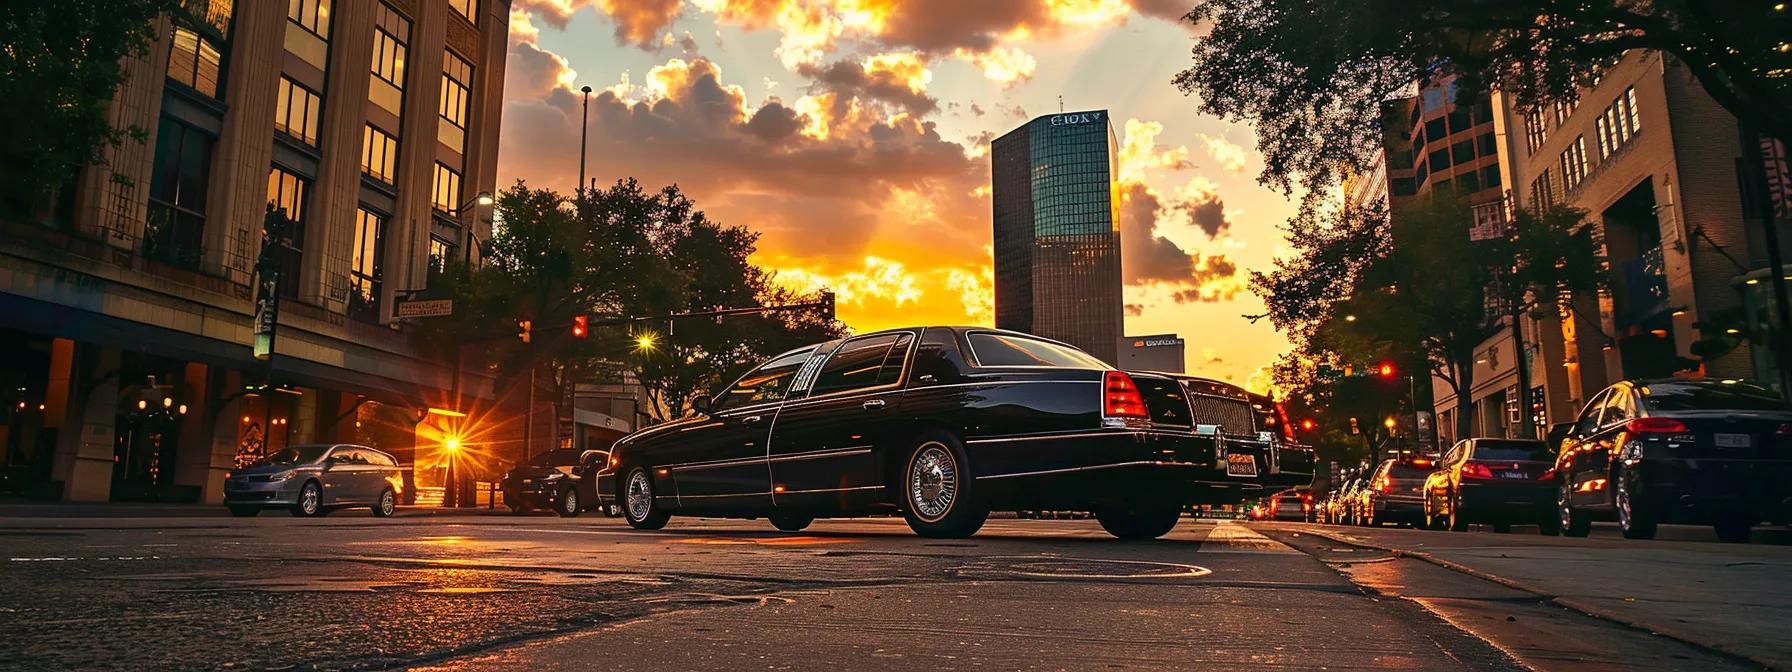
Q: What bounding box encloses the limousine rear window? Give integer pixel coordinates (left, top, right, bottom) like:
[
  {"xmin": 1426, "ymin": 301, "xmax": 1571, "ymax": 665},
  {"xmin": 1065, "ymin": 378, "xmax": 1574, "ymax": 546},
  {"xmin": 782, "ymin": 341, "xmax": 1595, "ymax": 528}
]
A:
[{"xmin": 968, "ymin": 333, "xmax": 1106, "ymax": 368}]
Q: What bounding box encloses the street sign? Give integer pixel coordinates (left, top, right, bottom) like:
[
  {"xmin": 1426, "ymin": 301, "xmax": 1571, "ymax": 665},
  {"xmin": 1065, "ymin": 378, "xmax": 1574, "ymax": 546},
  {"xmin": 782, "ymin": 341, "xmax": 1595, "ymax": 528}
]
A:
[{"xmin": 395, "ymin": 299, "xmax": 454, "ymax": 319}]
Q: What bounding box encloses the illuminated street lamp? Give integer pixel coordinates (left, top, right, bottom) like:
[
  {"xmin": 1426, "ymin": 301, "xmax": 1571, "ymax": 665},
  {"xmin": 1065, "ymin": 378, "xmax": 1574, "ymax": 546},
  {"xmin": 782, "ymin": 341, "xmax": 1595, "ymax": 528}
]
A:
[
  {"xmin": 1384, "ymin": 416, "xmax": 1398, "ymax": 431},
  {"xmin": 634, "ymin": 331, "xmax": 658, "ymax": 352}
]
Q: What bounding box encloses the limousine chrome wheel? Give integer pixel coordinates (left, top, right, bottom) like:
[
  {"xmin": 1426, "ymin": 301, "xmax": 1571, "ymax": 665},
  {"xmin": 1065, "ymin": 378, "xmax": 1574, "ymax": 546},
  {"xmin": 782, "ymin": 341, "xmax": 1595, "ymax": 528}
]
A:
[
  {"xmin": 900, "ymin": 434, "xmax": 986, "ymax": 538},
  {"xmin": 624, "ymin": 467, "xmax": 670, "ymax": 530},
  {"xmin": 909, "ymin": 443, "xmax": 958, "ymax": 523}
]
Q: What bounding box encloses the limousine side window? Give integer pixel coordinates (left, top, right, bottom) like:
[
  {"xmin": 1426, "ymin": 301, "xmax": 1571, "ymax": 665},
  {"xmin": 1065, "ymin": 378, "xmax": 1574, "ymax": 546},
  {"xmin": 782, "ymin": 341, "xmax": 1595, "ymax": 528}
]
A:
[
  {"xmin": 812, "ymin": 334, "xmax": 901, "ymax": 396},
  {"xmin": 716, "ymin": 349, "xmax": 813, "ymax": 411},
  {"xmin": 875, "ymin": 333, "xmax": 915, "ymax": 386},
  {"xmin": 968, "ymin": 333, "xmax": 1107, "ymax": 368}
]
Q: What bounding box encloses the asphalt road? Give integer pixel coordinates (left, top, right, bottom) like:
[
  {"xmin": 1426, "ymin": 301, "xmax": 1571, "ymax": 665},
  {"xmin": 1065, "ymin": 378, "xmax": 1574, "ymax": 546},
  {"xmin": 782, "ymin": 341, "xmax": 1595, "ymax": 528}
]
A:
[{"xmin": 0, "ymin": 512, "xmax": 1784, "ymax": 671}]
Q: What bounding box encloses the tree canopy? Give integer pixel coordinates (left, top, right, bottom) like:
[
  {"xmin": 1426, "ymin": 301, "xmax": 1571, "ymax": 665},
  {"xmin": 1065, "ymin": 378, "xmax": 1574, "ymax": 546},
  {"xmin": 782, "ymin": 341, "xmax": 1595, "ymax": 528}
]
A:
[
  {"xmin": 1256, "ymin": 196, "xmax": 1602, "ymax": 441},
  {"xmin": 1175, "ymin": 0, "xmax": 1792, "ymax": 200},
  {"xmin": 428, "ymin": 180, "xmax": 842, "ymax": 426},
  {"xmin": 0, "ymin": 0, "xmax": 179, "ymax": 218}
]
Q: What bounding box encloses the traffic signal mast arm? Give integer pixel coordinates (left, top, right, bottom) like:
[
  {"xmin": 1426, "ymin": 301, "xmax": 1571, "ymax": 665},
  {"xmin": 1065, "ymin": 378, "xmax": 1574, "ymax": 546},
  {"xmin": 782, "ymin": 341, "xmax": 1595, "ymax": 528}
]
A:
[{"xmin": 512, "ymin": 291, "xmax": 836, "ymax": 341}]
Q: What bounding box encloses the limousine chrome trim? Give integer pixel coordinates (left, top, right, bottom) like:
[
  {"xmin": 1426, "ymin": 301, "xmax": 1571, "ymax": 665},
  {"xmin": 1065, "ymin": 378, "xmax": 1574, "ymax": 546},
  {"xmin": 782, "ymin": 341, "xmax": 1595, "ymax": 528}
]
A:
[
  {"xmin": 778, "ymin": 485, "xmax": 882, "ymax": 495},
  {"xmin": 768, "ymin": 447, "xmax": 872, "ymax": 463},
  {"xmin": 664, "ymin": 446, "xmax": 874, "ymax": 472},
  {"xmin": 964, "ymin": 430, "xmax": 1152, "ymax": 444},
  {"xmin": 975, "ymin": 461, "xmax": 1205, "ymax": 480}
]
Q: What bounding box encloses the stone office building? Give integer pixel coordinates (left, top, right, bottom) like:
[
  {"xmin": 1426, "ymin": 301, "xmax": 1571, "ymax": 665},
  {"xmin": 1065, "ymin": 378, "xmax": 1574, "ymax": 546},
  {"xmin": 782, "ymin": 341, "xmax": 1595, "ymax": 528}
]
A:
[{"xmin": 0, "ymin": 0, "xmax": 514, "ymax": 503}]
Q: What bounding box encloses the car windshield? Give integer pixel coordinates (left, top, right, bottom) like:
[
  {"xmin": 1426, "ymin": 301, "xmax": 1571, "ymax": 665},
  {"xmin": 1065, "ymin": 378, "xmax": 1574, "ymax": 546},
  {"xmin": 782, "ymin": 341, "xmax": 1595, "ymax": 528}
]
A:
[
  {"xmin": 261, "ymin": 445, "xmax": 331, "ymax": 466},
  {"xmin": 1474, "ymin": 439, "xmax": 1552, "ymax": 461},
  {"xmin": 1638, "ymin": 381, "xmax": 1785, "ymax": 412},
  {"xmin": 968, "ymin": 333, "xmax": 1107, "ymax": 368}
]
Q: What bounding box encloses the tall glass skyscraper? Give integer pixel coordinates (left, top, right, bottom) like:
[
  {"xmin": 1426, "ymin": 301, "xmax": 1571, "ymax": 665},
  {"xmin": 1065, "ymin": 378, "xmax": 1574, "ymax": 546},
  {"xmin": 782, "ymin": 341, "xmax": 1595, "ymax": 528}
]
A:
[{"xmin": 991, "ymin": 110, "xmax": 1124, "ymax": 364}]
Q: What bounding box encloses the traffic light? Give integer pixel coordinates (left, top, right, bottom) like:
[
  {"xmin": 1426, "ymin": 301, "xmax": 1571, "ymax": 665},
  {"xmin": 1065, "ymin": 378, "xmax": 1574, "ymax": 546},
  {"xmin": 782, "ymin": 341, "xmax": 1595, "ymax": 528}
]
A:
[
  {"xmin": 1299, "ymin": 418, "xmax": 1317, "ymax": 432},
  {"xmin": 517, "ymin": 320, "xmax": 532, "ymax": 343},
  {"xmin": 819, "ymin": 290, "xmax": 836, "ymax": 319},
  {"xmin": 1348, "ymin": 417, "xmax": 1360, "ymax": 435},
  {"xmin": 571, "ymin": 314, "xmax": 588, "ymax": 339},
  {"xmin": 1377, "ymin": 362, "xmax": 1396, "ymax": 379}
]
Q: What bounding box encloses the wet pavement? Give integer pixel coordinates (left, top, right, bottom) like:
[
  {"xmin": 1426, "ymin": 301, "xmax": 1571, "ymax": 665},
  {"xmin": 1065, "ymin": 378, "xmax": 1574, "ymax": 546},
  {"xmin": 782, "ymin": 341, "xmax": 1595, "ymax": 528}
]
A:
[{"xmin": 0, "ymin": 513, "xmax": 1781, "ymax": 670}]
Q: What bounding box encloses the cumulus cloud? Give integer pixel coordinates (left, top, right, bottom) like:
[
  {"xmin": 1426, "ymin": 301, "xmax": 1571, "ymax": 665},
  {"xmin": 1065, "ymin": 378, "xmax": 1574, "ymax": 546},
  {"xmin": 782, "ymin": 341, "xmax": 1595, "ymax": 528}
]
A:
[
  {"xmin": 797, "ymin": 52, "xmax": 936, "ymax": 116},
  {"xmin": 1200, "ymin": 134, "xmax": 1248, "ymax": 174},
  {"xmin": 1118, "ymin": 118, "xmax": 1192, "ymax": 183}
]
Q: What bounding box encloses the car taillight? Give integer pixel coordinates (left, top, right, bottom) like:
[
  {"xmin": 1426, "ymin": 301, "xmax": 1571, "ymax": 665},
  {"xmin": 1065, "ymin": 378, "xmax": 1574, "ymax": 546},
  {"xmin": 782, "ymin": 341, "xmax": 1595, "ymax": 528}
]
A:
[
  {"xmin": 1625, "ymin": 417, "xmax": 1687, "ymax": 434},
  {"xmin": 1777, "ymin": 423, "xmax": 1792, "ymax": 435},
  {"xmin": 1372, "ymin": 475, "xmax": 1390, "ymax": 492},
  {"xmin": 1539, "ymin": 467, "xmax": 1556, "ymax": 481},
  {"xmin": 1103, "ymin": 371, "xmax": 1148, "ymax": 419},
  {"xmin": 1463, "ymin": 462, "xmax": 1495, "ymax": 479}
]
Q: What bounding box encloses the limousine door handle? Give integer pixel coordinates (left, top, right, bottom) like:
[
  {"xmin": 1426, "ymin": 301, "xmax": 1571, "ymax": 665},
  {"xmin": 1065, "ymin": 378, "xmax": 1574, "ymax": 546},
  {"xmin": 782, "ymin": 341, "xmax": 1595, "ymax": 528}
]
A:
[
  {"xmin": 861, "ymin": 399, "xmax": 886, "ymax": 410},
  {"xmin": 741, "ymin": 415, "xmax": 764, "ymax": 424}
]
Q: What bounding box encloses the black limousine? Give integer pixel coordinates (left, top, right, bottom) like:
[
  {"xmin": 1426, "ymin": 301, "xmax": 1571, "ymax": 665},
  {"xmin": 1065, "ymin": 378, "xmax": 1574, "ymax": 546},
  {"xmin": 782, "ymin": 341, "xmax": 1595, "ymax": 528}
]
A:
[{"xmin": 595, "ymin": 327, "xmax": 1312, "ymax": 539}]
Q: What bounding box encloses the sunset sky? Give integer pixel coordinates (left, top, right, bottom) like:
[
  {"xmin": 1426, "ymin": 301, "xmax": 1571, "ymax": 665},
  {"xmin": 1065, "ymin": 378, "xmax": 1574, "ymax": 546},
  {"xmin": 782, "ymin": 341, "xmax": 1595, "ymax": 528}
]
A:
[{"xmin": 497, "ymin": 0, "xmax": 1298, "ymax": 390}]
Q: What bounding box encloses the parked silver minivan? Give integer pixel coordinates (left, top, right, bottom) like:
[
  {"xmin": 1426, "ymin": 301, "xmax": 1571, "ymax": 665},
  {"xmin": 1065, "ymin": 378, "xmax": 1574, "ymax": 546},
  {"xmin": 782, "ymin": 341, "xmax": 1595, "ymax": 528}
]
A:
[{"xmin": 224, "ymin": 444, "xmax": 403, "ymax": 517}]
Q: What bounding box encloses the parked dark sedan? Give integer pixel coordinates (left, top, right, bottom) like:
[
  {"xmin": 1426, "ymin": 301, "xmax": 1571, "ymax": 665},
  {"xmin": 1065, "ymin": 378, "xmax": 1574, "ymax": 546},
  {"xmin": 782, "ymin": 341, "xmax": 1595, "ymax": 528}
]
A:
[
  {"xmin": 597, "ymin": 327, "xmax": 1305, "ymax": 539},
  {"xmin": 501, "ymin": 448, "xmax": 608, "ymax": 517},
  {"xmin": 1360, "ymin": 454, "xmax": 1433, "ymax": 526},
  {"xmin": 1423, "ymin": 438, "xmax": 1557, "ymax": 533},
  {"xmin": 1556, "ymin": 378, "xmax": 1792, "ymax": 542}
]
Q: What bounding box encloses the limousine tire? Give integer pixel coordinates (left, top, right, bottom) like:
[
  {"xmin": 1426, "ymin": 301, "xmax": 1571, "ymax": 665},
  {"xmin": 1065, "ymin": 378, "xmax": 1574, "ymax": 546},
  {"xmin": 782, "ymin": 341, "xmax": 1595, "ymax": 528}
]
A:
[
  {"xmin": 770, "ymin": 514, "xmax": 814, "ymax": 532},
  {"xmin": 899, "ymin": 433, "xmax": 986, "ymax": 538},
  {"xmin": 1096, "ymin": 503, "xmax": 1181, "ymax": 540},
  {"xmin": 623, "ymin": 466, "xmax": 671, "ymax": 531}
]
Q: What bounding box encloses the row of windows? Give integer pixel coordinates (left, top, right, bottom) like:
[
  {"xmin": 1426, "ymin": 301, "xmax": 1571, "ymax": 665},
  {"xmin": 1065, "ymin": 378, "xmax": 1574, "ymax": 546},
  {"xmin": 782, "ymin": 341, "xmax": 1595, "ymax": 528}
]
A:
[
  {"xmin": 167, "ymin": 27, "xmax": 224, "ymax": 98},
  {"xmin": 1594, "ymin": 87, "xmax": 1642, "ymax": 160},
  {"xmin": 1560, "ymin": 136, "xmax": 1590, "ymax": 191},
  {"xmin": 448, "ymin": 0, "xmax": 477, "ymax": 23}
]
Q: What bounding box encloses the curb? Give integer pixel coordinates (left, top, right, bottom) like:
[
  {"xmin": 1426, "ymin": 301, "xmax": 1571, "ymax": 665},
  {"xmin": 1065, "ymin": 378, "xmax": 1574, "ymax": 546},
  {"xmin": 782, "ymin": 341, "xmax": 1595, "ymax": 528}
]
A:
[{"xmin": 1285, "ymin": 526, "xmax": 1777, "ymax": 671}]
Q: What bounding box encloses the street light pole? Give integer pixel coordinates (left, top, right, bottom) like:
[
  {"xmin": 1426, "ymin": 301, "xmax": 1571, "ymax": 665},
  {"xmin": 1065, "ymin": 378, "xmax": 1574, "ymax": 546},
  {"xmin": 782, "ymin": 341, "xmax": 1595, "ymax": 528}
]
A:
[{"xmin": 578, "ymin": 86, "xmax": 592, "ymax": 195}]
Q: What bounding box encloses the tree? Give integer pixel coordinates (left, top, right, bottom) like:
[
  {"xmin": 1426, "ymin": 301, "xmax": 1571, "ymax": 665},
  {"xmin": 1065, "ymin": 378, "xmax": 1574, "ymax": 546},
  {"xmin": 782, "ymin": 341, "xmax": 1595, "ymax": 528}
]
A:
[
  {"xmin": 430, "ymin": 180, "xmax": 843, "ymax": 434},
  {"xmin": 1256, "ymin": 195, "xmax": 1602, "ymax": 441},
  {"xmin": 0, "ymin": 0, "xmax": 180, "ymax": 218},
  {"xmin": 1174, "ymin": 0, "xmax": 1792, "ymax": 201}
]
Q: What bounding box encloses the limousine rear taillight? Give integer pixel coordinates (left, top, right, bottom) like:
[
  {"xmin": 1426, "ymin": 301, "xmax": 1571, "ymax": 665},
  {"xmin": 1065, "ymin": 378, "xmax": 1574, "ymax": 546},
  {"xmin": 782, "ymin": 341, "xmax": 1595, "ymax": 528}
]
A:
[{"xmin": 1104, "ymin": 371, "xmax": 1149, "ymax": 420}]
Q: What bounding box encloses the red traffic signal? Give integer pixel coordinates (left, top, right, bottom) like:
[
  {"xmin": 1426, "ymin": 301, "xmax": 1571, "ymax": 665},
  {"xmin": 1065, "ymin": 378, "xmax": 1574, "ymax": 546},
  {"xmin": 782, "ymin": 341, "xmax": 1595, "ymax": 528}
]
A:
[
  {"xmin": 1377, "ymin": 362, "xmax": 1396, "ymax": 378},
  {"xmin": 571, "ymin": 314, "xmax": 588, "ymax": 339},
  {"xmin": 1299, "ymin": 418, "xmax": 1317, "ymax": 432}
]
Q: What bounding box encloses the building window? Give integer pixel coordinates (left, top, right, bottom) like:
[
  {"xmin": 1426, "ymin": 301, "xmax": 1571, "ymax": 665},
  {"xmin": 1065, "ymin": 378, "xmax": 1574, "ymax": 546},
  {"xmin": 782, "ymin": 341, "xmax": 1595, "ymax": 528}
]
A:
[
  {"xmin": 1559, "ymin": 136, "xmax": 1589, "ymax": 191},
  {"xmin": 361, "ymin": 124, "xmax": 398, "ymax": 184},
  {"xmin": 432, "ymin": 163, "xmax": 461, "ymax": 213},
  {"xmin": 1530, "ymin": 170, "xmax": 1556, "ymax": 211},
  {"xmin": 288, "ymin": 0, "xmax": 331, "ymax": 39},
  {"xmin": 1595, "ymin": 86, "xmax": 1642, "ymax": 160},
  {"xmin": 266, "ymin": 167, "xmax": 309, "ymax": 299},
  {"xmin": 439, "ymin": 50, "xmax": 473, "ymax": 153},
  {"xmin": 370, "ymin": 3, "xmax": 409, "ymax": 86},
  {"xmin": 274, "ymin": 77, "xmax": 322, "ymax": 146},
  {"xmin": 369, "ymin": 2, "xmax": 409, "ymax": 115},
  {"xmin": 448, "ymin": 0, "xmax": 476, "ymax": 23},
  {"xmin": 1524, "ymin": 111, "xmax": 1546, "ymax": 154},
  {"xmin": 167, "ymin": 27, "xmax": 225, "ymax": 98},
  {"xmin": 428, "ymin": 235, "xmax": 454, "ymax": 278},
  {"xmin": 349, "ymin": 208, "xmax": 385, "ymax": 322},
  {"xmin": 145, "ymin": 118, "xmax": 214, "ymax": 269}
]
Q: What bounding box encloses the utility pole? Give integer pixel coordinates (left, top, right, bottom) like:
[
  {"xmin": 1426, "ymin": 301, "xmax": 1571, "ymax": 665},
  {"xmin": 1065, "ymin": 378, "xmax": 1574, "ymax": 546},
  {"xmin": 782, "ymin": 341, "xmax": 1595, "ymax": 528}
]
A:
[{"xmin": 578, "ymin": 86, "xmax": 592, "ymax": 196}]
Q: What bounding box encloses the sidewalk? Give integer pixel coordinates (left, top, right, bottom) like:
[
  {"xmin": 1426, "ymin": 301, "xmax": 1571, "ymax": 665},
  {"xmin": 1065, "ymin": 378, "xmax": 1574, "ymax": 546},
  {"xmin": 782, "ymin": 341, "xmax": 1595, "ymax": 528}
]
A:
[
  {"xmin": 0, "ymin": 501, "xmax": 519, "ymax": 519},
  {"xmin": 1288, "ymin": 524, "xmax": 1792, "ymax": 670}
]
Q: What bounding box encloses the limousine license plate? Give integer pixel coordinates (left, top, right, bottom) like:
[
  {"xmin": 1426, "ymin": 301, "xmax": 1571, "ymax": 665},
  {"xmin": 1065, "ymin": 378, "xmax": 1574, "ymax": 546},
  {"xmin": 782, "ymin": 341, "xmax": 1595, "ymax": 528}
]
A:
[
  {"xmin": 1225, "ymin": 453, "xmax": 1258, "ymax": 477},
  {"xmin": 1714, "ymin": 433, "xmax": 1751, "ymax": 448},
  {"xmin": 1501, "ymin": 471, "xmax": 1528, "ymax": 480}
]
